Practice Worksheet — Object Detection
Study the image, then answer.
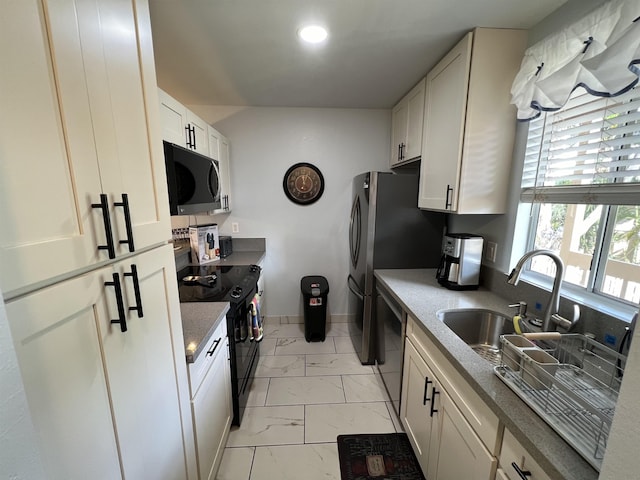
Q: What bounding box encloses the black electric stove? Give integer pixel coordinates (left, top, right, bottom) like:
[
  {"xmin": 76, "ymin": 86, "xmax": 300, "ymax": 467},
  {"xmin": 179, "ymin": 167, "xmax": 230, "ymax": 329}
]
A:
[{"xmin": 177, "ymin": 263, "xmax": 261, "ymax": 426}]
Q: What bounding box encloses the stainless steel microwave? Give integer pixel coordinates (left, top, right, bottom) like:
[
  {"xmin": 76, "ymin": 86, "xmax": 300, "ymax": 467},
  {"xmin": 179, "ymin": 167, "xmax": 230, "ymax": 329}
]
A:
[{"xmin": 163, "ymin": 141, "xmax": 221, "ymax": 215}]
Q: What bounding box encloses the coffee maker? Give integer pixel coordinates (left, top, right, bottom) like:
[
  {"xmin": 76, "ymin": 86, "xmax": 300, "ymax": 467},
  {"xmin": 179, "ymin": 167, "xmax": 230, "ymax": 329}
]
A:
[{"xmin": 436, "ymin": 234, "xmax": 483, "ymax": 290}]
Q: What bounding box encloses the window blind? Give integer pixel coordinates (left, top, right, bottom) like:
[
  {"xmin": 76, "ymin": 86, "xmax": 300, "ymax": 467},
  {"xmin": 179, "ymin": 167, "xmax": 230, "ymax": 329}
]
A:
[{"xmin": 521, "ymin": 85, "xmax": 640, "ymax": 205}]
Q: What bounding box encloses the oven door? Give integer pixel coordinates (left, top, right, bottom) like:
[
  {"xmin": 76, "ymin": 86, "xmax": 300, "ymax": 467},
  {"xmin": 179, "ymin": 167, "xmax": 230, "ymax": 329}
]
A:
[{"xmin": 228, "ymin": 287, "xmax": 259, "ymax": 426}]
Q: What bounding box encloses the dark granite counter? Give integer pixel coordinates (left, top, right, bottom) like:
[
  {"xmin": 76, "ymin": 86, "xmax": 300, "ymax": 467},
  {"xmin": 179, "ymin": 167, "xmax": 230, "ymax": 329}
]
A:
[{"xmin": 374, "ymin": 268, "xmax": 598, "ymax": 480}]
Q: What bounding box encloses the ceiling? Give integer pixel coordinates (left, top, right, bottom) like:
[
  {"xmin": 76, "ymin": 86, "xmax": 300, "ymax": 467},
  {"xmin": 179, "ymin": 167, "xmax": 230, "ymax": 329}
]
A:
[{"xmin": 149, "ymin": 0, "xmax": 567, "ymax": 109}]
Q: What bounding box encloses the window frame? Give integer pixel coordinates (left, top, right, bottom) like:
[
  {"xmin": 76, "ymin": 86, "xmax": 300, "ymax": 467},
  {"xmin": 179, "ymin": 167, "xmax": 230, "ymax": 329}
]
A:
[{"xmin": 522, "ymin": 202, "xmax": 639, "ymax": 318}]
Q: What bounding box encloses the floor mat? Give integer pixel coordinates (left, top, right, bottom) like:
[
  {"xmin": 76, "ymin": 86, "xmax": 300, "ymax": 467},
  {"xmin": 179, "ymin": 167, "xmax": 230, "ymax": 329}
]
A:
[{"xmin": 337, "ymin": 433, "xmax": 426, "ymax": 480}]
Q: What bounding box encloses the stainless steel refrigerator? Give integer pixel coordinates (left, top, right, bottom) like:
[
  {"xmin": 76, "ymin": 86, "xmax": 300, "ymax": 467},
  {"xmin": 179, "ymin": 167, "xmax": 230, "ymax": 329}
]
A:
[{"xmin": 347, "ymin": 171, "xmax": 445, "ymax": 365}]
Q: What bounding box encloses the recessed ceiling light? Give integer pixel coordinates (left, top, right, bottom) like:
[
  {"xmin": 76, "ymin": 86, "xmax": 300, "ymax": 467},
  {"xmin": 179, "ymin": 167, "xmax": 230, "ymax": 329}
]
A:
[{"xmin": 298, "ymin": 25, "xmax": 328, "ymax": 44}]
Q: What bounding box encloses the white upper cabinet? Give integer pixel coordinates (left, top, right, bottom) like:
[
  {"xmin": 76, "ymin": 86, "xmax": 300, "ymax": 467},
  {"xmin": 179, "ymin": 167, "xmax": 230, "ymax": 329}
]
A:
[
  {"xmin": 0, "ymin": 0, "xmax": 170, "ymax": 297},
  {"xmin": 418, "ymin": 28, "xmax": 527, "ymax": 213},
  {"xmin": 390, "ymin": 78, "xmax": 425, "ymax": 167},
  {"xmin": 158, "ymin": 88, "xmax": 209, "ymax": 155},
  {"xmin": 208, "ymin": 125, "xmax": 232, "ymax": 212},
  {"xmin": 159, "ymin": 88, "xmax": 189, "ymax": 147}
]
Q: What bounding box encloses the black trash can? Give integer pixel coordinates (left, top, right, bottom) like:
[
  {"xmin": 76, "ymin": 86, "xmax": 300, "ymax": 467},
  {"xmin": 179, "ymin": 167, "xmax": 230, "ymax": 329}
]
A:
[{"xmin": 301, "ymin": 276, "xmax": 329, "ymax": 342}]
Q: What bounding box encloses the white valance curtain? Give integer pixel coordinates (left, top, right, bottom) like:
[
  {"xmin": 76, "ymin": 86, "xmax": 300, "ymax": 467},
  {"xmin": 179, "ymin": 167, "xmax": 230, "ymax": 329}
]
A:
[{"xmin": 511, "ymin": 0, "xmax": 640, "ymax": 121}]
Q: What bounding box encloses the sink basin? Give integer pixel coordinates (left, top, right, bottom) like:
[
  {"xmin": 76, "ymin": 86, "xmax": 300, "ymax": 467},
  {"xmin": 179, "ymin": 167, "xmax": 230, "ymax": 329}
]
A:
[{"xmin": 437, "ymin": 308, "xmax": 514, "ymax": 364}]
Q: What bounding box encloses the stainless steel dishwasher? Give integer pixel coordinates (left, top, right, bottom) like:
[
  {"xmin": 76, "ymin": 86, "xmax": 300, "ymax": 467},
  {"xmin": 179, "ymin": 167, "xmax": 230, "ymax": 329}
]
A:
[{"xmin": 375, "ymin": 281, "xmax": 406, "ymax": 415}]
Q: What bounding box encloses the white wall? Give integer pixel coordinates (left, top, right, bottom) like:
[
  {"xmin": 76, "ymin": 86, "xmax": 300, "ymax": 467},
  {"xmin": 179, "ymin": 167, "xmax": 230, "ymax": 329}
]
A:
[{"xmin": 179, "ymin": 106, "xmax": 390, "ymax": 317}]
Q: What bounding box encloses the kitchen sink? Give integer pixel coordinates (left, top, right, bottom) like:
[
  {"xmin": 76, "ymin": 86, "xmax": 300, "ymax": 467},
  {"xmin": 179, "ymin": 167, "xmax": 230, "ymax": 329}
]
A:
[{"xmin": 437, "ymin": 308, "xmax": 514, "ymax": 364}]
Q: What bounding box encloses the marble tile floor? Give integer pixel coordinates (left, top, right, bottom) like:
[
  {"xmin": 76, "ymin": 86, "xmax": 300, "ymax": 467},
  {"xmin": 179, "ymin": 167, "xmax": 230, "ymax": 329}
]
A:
[{"xmin": 216, "ymin": 320, "xmax": 403, "ymax": 480}]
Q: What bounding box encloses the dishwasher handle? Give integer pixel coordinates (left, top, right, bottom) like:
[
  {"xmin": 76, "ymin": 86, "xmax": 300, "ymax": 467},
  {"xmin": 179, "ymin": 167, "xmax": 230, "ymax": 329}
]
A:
[{"xmin": 377, "ymin": 286, "xmax": 402, "ymax": 322}]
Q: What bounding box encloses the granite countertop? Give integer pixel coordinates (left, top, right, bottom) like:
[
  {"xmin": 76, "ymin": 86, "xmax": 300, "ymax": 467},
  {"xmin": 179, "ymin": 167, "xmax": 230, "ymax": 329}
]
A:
[
  {"xmin": 374, "ymin": 268, "xmax": 599, "ymax": 480},
  {"xmin": 180, "ymin": 302, "xmax": 230, "ymax": 363}
]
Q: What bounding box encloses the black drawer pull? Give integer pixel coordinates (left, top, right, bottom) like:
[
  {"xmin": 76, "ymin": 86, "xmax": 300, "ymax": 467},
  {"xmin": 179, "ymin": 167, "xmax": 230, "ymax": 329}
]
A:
[
  {"xmin": 123, "ymin": 264, "xmax": 143, "ymax": 318},
  {"xmin": 430, "ymin": 386, "xmax": 439, "ymax": 417},
  {"xmin": 207, "ymin": 338, "xmax": 222, "ymax": 357},
  {"xmin": 105, "ymin": 273, "xmax": 127, "ymax": 332},
  {"xmin": 114, "ymin": 193, "xmax": 135, "ymax": 252},
  {"xmin": 511, "ymin": 462, "xmax": 532, "ymax": 479},
  {"xmin": 92, "ymin": 194, "xmax": 116, "ymax": 259}
]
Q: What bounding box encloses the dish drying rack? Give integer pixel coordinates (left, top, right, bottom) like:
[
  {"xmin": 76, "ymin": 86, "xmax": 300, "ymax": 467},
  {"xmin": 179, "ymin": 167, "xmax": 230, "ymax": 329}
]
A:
[{"xmin": 494, "ymin": 333, "xmax": 627, "ymax": 471}]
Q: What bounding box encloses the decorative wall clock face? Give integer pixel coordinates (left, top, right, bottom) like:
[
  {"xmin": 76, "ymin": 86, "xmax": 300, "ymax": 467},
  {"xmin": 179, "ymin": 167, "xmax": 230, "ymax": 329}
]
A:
[{"xmin": 283, "ymin": 162, "xmax": 325, "ymax": 205}]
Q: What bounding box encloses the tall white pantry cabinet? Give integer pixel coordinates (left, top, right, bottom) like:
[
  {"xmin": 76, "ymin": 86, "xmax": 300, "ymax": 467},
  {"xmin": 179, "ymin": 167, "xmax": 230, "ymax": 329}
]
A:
[{"xmin": 0, "ymin": 1, "xmax": 196, "ymax": 479}]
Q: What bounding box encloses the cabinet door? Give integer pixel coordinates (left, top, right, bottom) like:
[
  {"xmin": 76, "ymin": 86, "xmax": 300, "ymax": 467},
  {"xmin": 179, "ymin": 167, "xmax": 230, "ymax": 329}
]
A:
[
  {"xmin": 405, "ymin": 78, "xmax": 425, "ymax": 161},
  {"xmin": 0, "ymin": 0, "xmax": 104, "ymax": 296},
  {"xmin": 427, "ymin": 383, "xmax": 497, "ymax": 480},
  {"xmin": 78, "ymin": 0, "xmax": 170, "ymax": 253},
  {"xmin": 500, "ymin": 429, "xmax": 552, "ymax": 480},
  {"xmin": 390, "ymin": 100, "xmax": 408, "ymax": 166},
  {"xmin": 100, "ymin": 246, "xmax": 189, "ymax": 480},
  {"xmin": 159, "ymin": 88, "xmax": 188, "ymax": 147},
  {"xmin": 186, "ymin": 110, "xmax": 210, "ymax": 156},
  {"xmin": 192, "ymin": 334, "xmax": 232, "ymax": 480},
  {"xmin": 5, "ymin": 270, "xmax": 122, "ymax": 479},
  {"xmin": 210, "ymin": 127, "xmax": 232, "ymax": 213},
  {"xmin": 400, "ymin": 340, "xmax": 436, "ymax": 473},
  {"xmin": 418, "ymin": 33, "xmax": 472, "ymax": 212}
]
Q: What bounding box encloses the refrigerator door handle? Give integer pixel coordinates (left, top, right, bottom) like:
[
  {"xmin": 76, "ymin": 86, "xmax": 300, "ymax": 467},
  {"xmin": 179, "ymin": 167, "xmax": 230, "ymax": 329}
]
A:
[
  {"xmin": 347, "ymin": 274, "xmax": 364, "ymax": 301},
  {"xmin": 349, "ymin": 196, "xmax": 361, "ymax": 268}
]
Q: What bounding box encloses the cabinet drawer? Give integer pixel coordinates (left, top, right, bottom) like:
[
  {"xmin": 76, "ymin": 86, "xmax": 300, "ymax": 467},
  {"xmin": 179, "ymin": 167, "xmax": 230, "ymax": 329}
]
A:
[
  {"xmin": 406, "ymin": 315, "xmax": 500, "ymax": 454},
  {"xmin": 500, "ymin": 429, "xmax": 551, "ymax": 480},
  {"xmin": 188, "ymin": 318, "xmax": 228, "ymax": 396}
]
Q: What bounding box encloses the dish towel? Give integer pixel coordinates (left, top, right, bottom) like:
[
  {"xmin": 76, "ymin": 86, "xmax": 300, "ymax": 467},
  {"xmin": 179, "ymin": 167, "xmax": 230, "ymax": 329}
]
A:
[{"xmin": 250, "ymin": 293, "xmax": 263, "ymax": 342}]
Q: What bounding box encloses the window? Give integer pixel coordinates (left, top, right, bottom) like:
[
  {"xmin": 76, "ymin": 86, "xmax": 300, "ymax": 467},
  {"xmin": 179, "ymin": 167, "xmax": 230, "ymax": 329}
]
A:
[{"xmin": 520, "ymin": 86, "xmax": 640, "ymax": 307}]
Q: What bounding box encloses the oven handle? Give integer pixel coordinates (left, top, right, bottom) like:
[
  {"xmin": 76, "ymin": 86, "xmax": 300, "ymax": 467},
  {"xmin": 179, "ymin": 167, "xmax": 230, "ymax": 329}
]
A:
[{"xmin": 347, "ymin": 274, "xmax": 364, "ymax": 301}]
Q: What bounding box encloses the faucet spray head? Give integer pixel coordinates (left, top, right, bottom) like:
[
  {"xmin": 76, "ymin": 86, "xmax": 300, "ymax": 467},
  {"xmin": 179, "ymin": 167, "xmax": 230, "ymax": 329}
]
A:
[{"xmin": 507, "ymin": 268, "xmax": 520, "ymax": 285}]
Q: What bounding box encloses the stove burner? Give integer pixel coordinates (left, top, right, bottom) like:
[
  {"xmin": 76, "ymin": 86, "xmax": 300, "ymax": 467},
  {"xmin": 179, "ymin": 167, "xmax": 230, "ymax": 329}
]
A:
[
  {"xmin": 182, "ymin": 274, "xmax": 217, "ymax": 287},
  {"xmin": 230, "ymin": 286, "xmax": 243, "ymax": 299}
]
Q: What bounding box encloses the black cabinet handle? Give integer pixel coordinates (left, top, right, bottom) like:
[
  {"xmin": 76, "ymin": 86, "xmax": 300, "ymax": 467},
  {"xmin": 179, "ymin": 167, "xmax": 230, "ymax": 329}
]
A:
[
  {"xmin": 445, "ymin": 185, "xmax": 453, "ymax": 209},
  {"xmin": 207, "ymin": 337, "xmax": 222, "ymax": 357},
  {"xmin": 114, "ymin": 193, "xmax": 135, "ymax": 253},
  {"xmin": 123, "ymin": 264, "xmax": 143, "ymax": 318},
  {"xmin": 185, "ymin": 125, "xmax": 193, "ymax": 148},
  {"xmin": 92, "ymin": 194, "xmax": 116, "ymax": 259},
  {"xmin": 397, "ymin": 144, "xmax": 402, "ymax": 161},
  {"xmin": 105, "ymin": 273, "xmax": 127, "ymax": 332},
  {"xmin": 400, "ymin": 142, "xmax": 405, "ymax": 160},
  {"xmin": 430, "ymin": 386, "xmax": 440, "ymax": 417},
  {"xmin": 185, "ymin": 124, "xmax": 197, "ymax": 150},
  {"xmin": 511, "ymin": 462, "xmax": 532, "ymax": 479},
  {"xmin": 423, "ymin": 377, "xmax": 432, "ymax": 405}
]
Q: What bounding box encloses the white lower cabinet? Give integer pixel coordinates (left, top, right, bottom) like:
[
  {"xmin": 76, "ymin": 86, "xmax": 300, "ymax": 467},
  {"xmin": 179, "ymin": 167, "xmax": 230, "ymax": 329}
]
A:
[
  {"xmin": 401, "ymin": 341, "xmax": 437, "ymax": 471},
  {"xmin": 6, "ymin": 246, "xmax": 192, "ymax": 479},
  {"xmin": 428, "ymin": 386, "xmax": 497, "ymax": 480},
  {"xmin": 499, "ymin": 429, "xmax": 552, "ymax": 480},
  {"xmin": 401, "ymin": 315, "xmax": 499, "ymax": 480},
  {"xmin": 189, "ymin": 318, "xmax": 232, "ymax": 480}
]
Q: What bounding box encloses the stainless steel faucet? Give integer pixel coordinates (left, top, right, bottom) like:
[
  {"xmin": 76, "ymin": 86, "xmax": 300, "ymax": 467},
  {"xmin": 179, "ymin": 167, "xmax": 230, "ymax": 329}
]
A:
[{"xmin": 507, "ymin": 249, "xmax": 564, "ymax": 331}]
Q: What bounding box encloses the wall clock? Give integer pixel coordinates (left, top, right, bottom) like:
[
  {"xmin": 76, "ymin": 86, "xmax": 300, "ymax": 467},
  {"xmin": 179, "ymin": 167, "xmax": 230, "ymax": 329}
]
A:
[{"xmin": 283, "ymin": 162, "xmax": 325, "ymax": 205}]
